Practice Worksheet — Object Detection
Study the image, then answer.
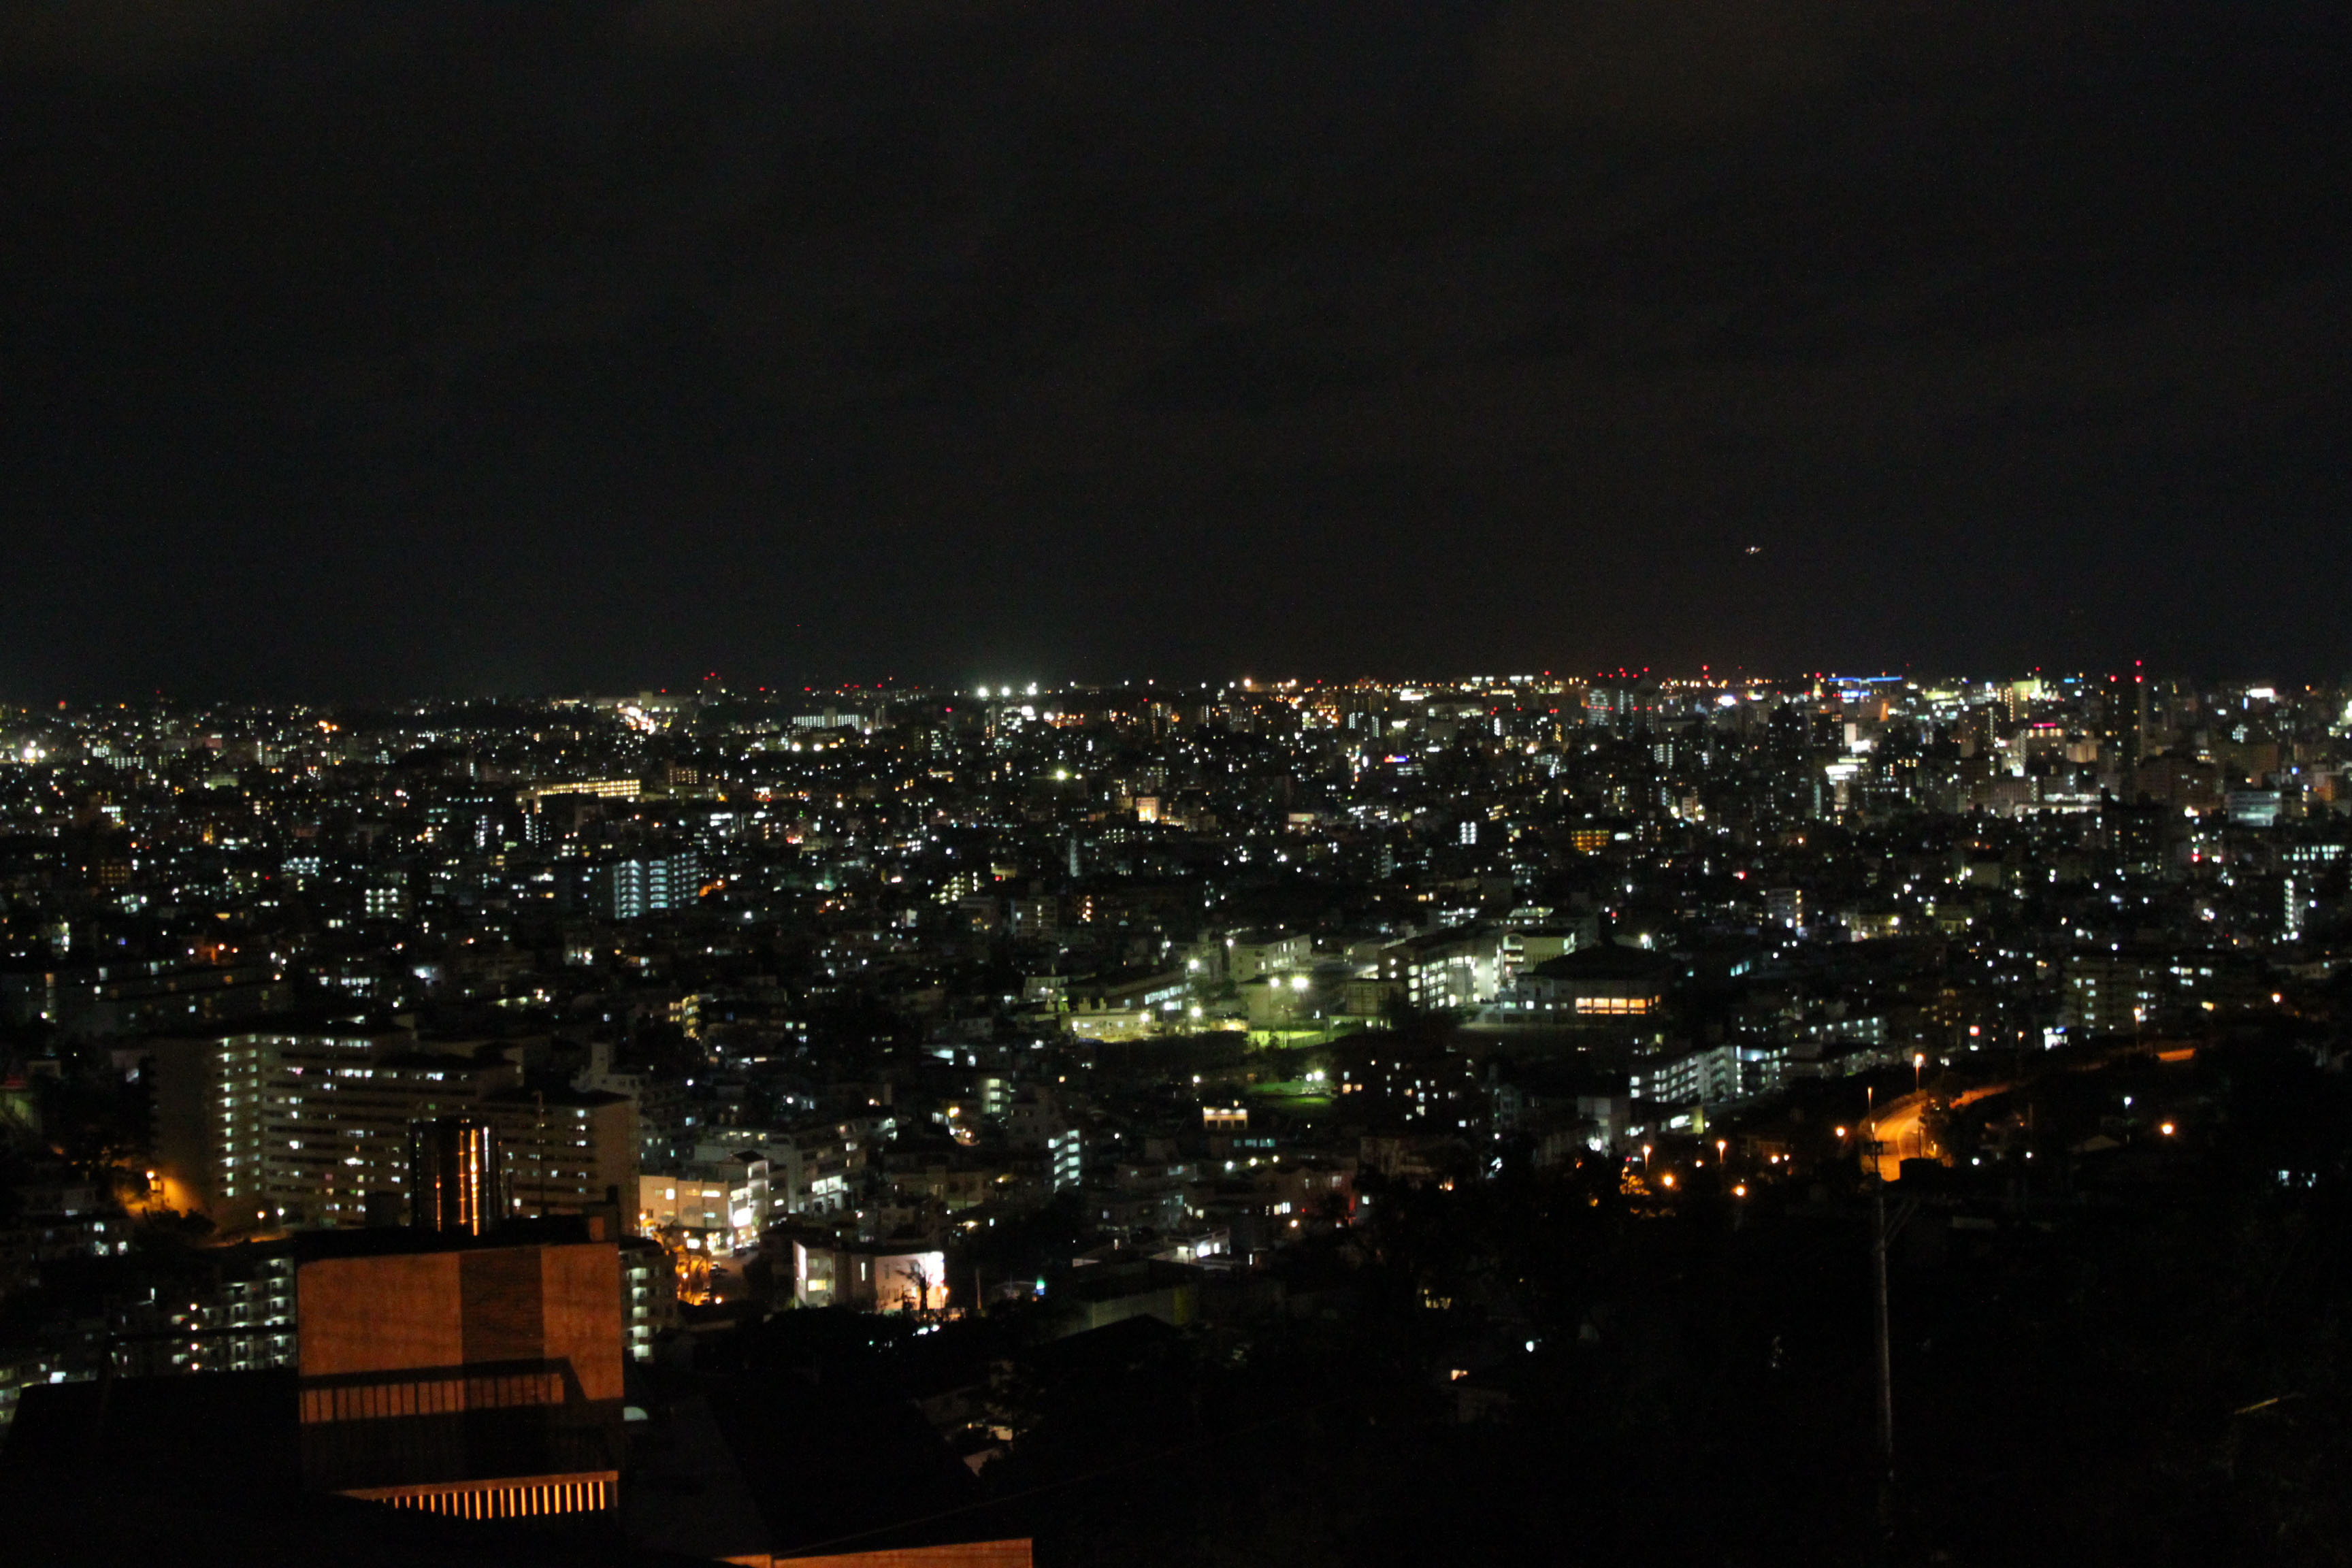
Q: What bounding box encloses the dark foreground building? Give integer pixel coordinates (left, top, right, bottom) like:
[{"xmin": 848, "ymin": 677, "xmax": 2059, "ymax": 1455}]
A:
[{"xmin": 8, "ymin": 1216, "xmax": 627, "ymax": 1520}]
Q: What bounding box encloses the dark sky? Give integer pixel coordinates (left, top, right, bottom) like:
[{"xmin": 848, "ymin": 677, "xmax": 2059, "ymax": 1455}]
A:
[{"xmin": 5, "ymin": 0, "xmax": 2349, "ymax": 698}]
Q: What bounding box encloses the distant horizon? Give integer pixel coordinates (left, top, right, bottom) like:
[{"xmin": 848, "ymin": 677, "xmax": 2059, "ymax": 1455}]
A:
[{"xmin": 5, "ymin": 666, "xmax": 2350, "ymax": 706}]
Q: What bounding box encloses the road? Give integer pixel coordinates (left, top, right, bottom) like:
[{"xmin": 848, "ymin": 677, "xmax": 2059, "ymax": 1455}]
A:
[
  {"xmin": 1865, "ymin": 1084, "xmax": 2005, "ymax": 1179},
  {"xmin": 1861, "ymin": 1040, "xmax": 2198, "ymax": 1181},
  {"xmin": 1863, "ymin": 1092, "xmax": 1936, "ymax": 1181}
]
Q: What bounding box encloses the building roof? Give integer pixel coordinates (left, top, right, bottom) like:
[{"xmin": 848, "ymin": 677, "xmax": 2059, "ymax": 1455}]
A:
[
  {"xmin": 1528, "ymin": 945, "xmax": 1682, "ymax": 984},
  {"xmin": 289, "ymin": 1214, "xmax": 602, "ymax": 1262},
  {"xmin": 480, "ymin": 1083, "xmax": 634, "ymax": 1110},
  {"xmin": 136, "ymin": 1013, "xmax": 414, "ymax": 1043}
]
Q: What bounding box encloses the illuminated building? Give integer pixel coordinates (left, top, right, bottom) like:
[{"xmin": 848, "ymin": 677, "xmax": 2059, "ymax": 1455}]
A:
[
  {"xmin": 1328, "ymin": 1036, "xmax": 1479, "ymax": 1124},
  {"xmin": 107, "ymin": 1239, "xmax": 297, "ymax": 1377},
  {"xmin": 150, "ymin": 1023, "xmax": 475, "ymax": 1232},
  {"xmin": 587, "ymin": 851, "xmax": 700, "ymax": 920},
  {"xmin": 294, "ymin": 1218, "xmax": 627, "ymax": 1517},
  {"xmin": 1629, "ymin": 1044, "xmax": 1742, "ymax": 1107},
  {"xmin": 791, "ymin": 1237, "xmax": 949, "ymax": 1313},
  {"xmin": 1379, "ymin": 927, "xmax": 1501, "ymax": 1011},
  {"xmin": 1484, "ymin": 946, "xmax": 1674, "ymax": 1034},
  {"xmin": 638, "ymin": 1151, "xmax": 766, "ymax": 1254},
  {"xmin": 410, "ymin": 1117, "xmax": 501, "ymax": 1235},
  {"xmin": 1007, "ymin": 1088, "xmax": 1084, "ymax": 1190},
  {"xmin": 149, "ymin": 1026, "xmax": 636, "ymax": 1234},
  {"xmin": 480, "ymin": 1085, "xmax": 640, "ymax": 1220},
  {"xmin": 1045, "ymin": 1126, "xmax": 1083, "ymax": 1192},
  {"xmin": 1222, "ymin": 929, "xmax": 1310, "ymax": 982},
  {"xmin": 618, "ymin": 1235, "xmax": 674, "ymax": 1360},
  {"xmin": 7, "ymin": 1218, "xmax": 634, "ymax": 1524},
  {"xmin": 519, "ymin": 777, "xmax": 641, "ymax": 806}
]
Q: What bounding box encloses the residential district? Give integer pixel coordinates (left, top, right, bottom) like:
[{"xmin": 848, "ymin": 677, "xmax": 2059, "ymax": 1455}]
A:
[{"xmin": 1, "ymin": 670, "xmax": 2349, "ymax": 1564}]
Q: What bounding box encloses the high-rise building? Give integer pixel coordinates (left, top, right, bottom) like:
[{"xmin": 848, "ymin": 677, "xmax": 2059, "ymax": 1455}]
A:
[
  {"xmin": 587, "ymin": 852, "xmax": 699, "ymax": 920},
  {"xmin": 107, "ymin": 1239, "xmax": 298, "ymax": 1377},
  {"xmin": 150, "ymin": 1023, "xmax": 466, "ymax": 1231},
  {"xmin": 1045, "ymin": 1126, "xmax": 1084, "ymax": 1192},
  {"xmin": 150, "ymin": 1026, "xmax": 636, "ymax": 1235},
  {"xmin": 480, "ymin": 1085, "xmax": 639, "ymax": 1220}
]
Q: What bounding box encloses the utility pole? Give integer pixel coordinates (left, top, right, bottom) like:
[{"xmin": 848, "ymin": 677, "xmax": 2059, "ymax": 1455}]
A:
[
  {"xmin": 1872, "ymin": 1186, "xmax": 1914, "ymax": 1551},
  {"xmin": 1873, "ymin": 1186, "xmax": 1896, "ymax": 1497}
]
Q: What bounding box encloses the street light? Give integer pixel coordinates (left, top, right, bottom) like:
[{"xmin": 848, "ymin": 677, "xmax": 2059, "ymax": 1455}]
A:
[{"xmin": 1913, "ymin": 1051, "xmax": 1926, "ymax": 1093}]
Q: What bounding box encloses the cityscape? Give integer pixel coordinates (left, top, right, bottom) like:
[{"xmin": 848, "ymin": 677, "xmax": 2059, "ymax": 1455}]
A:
[
  {"xmin": 10, "ymin": 0, "xmax": 2350, "ymax": 1563},
  {"xmin": 1, "ymin": 670, "xmax": 2349, "ymax": 1563}
]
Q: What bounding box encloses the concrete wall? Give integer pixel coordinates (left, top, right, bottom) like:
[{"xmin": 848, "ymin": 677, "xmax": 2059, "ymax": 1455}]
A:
[
  {"xmin": 296, "ymin": 1241, "xmax": 621, "ymax": 1404},
  {"xmin": 298, "ymin": 1252, "xmax": 464, "ymax": 1379}
]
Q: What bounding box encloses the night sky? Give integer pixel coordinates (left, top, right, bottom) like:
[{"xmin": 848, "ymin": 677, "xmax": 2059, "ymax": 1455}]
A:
[{"xmin": 6, "ymin": 0, "xmax": 2349, "ymax": 698}]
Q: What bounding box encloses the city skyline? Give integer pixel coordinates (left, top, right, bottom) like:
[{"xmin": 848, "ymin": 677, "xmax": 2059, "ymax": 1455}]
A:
[
  {"xmin": 5, "ymin": 1, "xmax": 2349, "ymax": 1561},
  {"xmin": 3, "ymin": 650, "xmax": 2348, "ymax": 1561},
  {"xmin": 11, "ymin": 665, "xmax": 2352, "ymax": 708}
]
